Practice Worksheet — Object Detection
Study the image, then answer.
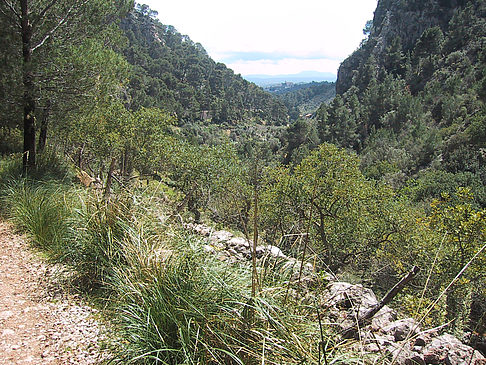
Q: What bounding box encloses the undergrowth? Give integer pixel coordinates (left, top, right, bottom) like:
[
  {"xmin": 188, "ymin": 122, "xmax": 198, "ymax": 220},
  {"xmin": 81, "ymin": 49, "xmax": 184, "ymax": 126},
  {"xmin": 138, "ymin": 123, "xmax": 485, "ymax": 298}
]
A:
[
  {"xmin": 0, "ymin": 153, "xmax": 374, "ymax": 364},
  {"xmin": 110, "ymin": 232, "xmax": 327, "ymax": 364},
  {"xmin": 2, "ymin": 179, "xmax": 72, "ymax": 252}
]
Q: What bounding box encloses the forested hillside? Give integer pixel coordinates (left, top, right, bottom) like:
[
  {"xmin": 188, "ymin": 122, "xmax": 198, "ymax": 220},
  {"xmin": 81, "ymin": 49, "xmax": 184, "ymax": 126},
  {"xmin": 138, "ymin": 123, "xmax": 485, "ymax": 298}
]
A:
[
  {"xmin": 266, "ymin": 81, "xmax": 336, "ymax": 120},
  {"xmin": 0, "ymin": 0, "xmax": 485, "ymax": 363},
  {"xmin": 120, "ymin": 4, "xmax": 288, "ymax": 126},
  {"xmin": 0, "ymin": 3, "xmax": 289, "ymax": 158},
  {"xmin": 275, "ymin": 0, "xmax": 486, "ymax": 348},
  {"xmin": 315, "ymin": 0, "xmax": 486, "ymax": 206}
]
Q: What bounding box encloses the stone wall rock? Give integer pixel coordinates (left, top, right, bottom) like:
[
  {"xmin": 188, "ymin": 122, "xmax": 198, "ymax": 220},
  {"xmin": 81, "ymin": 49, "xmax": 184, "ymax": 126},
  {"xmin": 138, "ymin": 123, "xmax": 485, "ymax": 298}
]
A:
[{"xmin": 184, "ymin": 221, "xmax": 485, "ymax": 364}]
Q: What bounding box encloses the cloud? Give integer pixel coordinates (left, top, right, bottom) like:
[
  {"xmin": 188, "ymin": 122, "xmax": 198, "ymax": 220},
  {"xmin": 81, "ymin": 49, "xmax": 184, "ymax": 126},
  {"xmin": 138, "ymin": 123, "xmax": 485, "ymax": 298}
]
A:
[
  {"xmin": 212, "ymin": 51, "xmax": 343, "ymax": 63},
  {"xmin": 226, "ymin": 58, "xmax": 342, "ymax": 76},
  {"xmin": 139, "ymin": 0, "xmax": 377, "ymax": 75}
]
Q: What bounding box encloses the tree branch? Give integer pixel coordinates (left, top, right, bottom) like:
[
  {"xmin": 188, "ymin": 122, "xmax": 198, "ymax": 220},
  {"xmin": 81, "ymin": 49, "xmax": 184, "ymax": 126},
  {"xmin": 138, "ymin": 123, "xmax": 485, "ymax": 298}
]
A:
[
  {"xmin": 0, "ymin": 6, "xmax": 14, "ymax": 24},
  {"xmin": 31, "ymin": 0, "xmax": 90, "ymax": 53},
  {"xmin": 342, "ymin": 265, "xmax": 421, "ymax": 338},
  {"xmin": 32, "ymin": 0, "xmax": 59, "ymax": 27},
  {"xmin": 1, "ymin": 0, "xmax": 21, "ymax": 21}
]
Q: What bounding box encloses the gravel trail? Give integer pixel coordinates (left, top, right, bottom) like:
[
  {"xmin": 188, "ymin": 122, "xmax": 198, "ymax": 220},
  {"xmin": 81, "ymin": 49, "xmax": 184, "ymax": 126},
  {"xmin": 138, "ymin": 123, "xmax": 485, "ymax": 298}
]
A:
[{"xmin": 0, "ymin": 221, "xmax": 109, "ymax": 364}]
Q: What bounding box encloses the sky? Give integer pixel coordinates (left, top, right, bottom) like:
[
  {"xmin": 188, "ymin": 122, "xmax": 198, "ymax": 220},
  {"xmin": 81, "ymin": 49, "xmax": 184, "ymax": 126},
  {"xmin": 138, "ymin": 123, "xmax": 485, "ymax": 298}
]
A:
[{"xmin": 138, "ymin": 0, "xmax": 378, "ymax": 80}]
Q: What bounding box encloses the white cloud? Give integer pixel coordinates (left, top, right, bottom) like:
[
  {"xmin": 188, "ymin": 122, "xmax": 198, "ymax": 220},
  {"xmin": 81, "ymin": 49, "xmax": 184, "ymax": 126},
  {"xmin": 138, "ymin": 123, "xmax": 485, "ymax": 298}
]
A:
[
  {"xmin": 138, "ymin": 0, "xmax": 377, "ymax": 75},
  {"xmin": 227, "ymin": 58, "xmax": 341, "ymax": 76}
]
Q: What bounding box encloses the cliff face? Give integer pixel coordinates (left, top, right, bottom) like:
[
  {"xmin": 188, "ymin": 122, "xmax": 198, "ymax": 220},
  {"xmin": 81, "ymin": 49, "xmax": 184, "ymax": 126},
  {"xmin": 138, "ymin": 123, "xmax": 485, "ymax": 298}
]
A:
[
  {"xmin": 317, "ymin": 0, "xmax": 486, "ymax": 205},
  {"xmin": 336, "ymin": 0, "xmax": 464, "ymax": 94}
]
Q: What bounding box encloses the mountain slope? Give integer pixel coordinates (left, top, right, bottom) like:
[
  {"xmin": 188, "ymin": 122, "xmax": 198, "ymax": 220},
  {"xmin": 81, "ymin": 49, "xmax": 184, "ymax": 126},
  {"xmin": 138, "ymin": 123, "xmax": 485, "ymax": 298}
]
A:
[
  {"xmin": 316, "ymin": 0, "xmax": 486, "ymax": 205},
  {"xmin": 336, "ymin": 0, "xmax": 460, "ymax": 94},
  {"xmin": 120, "ymin": 5, "xmax": 288, "ymax": 126},
  {"xmin": 266, "ymin": 81, "xmax": 336, "ymax": 120}
]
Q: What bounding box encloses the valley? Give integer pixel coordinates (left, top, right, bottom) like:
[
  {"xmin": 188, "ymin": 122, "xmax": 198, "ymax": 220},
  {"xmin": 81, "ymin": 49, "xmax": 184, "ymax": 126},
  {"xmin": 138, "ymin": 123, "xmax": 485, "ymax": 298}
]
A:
[{"xmin": 0, "ymin": 0, "xmax": 485, "ymax": 363}]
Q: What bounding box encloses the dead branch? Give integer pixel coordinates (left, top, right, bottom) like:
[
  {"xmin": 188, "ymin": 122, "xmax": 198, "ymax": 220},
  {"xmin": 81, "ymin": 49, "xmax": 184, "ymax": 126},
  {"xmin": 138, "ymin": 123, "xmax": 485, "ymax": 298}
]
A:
[
  {"xmin": 342, "ymin": 265, "xmax": 420, "ymax": 338},
  {"xmin": 31, "ymin": 0, "xmax": 90, "ymax": 53},
  {"xmin": 1, "ymin": 0, "xmax": 21, "ymax": 21},
  {"xmin": 32, "ymin": 0, "xmax": 59, "ymax": 27}
]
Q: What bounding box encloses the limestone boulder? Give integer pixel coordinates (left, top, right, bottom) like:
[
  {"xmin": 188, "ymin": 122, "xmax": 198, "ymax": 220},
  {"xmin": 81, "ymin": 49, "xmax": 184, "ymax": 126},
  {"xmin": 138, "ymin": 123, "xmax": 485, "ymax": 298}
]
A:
[
  {"xmin": 227, "ymin": 237, "xmax": 250, "ymax": 250},
  {"xmin": 382, "ymin": 318, "xmax": 421, "ymax": 342},
  {"xmin": 210, "ymin": 230, "xmax": 233, "ymax": 243},
  {"xmin": 325, "ymin": 282, "xmax": 379, "ymax": 312},
  {"xmin": 371, "ymin": 305, "xmax": 397, "ymax": 330},
  {"xmin": 422, "ymin": 333, "xmax": 485, "ymax": 365}
]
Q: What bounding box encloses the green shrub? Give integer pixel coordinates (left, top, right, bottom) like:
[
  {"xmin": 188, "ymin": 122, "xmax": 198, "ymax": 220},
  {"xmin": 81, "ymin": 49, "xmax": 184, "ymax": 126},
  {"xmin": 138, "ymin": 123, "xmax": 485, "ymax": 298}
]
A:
[
  {"xmin": 67, "ymin": 195, "xmax": 134, "ymax": 287},
  {"xmin": 0, "ymin": 127, "xmax": 22, "ymax": 155},
  {"xmin": 110, "ymin": 233, "xmax": 330, "ymax": 364},
  {"xmin": 2, "ymin": 180, "xmax": 71, "ymax": 252},
  {"xmin": 0, "ymin": 148, "xmax": 76, "ymax": 185},
  {"xmin": 0, "ymin": 174, "xmax": 132, "ymax": 289},
  {"xmin": 0, "ymin": 154, "xmax": 22, "ymax": 187}
]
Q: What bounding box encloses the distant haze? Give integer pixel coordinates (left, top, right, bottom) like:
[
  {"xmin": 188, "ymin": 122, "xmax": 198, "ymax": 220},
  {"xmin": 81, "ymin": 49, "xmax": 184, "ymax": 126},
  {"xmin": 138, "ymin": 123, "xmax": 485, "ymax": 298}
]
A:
[
  {"xmin": 138, "ymin": 0, "xmax": 378, "ymax": 80},
  {"xmin": 245, "ymin": 71, "xmax": 337, "ymax": 86}
]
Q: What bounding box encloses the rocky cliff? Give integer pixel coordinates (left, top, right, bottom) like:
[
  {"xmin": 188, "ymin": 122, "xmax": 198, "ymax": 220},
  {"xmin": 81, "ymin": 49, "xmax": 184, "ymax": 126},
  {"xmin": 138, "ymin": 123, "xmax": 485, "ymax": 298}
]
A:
[
  {"xmin": 320, "ymin": 0, "xmax": 486, "ymax": 200},
  {"xmin": 336, "ymin": 0, "xmax": 466, "ymax": 94}
]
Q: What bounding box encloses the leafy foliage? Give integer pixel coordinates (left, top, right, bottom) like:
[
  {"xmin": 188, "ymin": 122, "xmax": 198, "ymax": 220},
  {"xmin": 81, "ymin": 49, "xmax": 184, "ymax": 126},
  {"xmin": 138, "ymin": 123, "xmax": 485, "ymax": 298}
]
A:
[
  {"xmin": 1, "ymin": 0, "xmax": 485, "ymax": 360},
  {"xmin": 425, "ymin": 188, "xmax": 486, "ymax": 330},
  {"xmin": 262, "ymin": 144, "xmax": 404, "ymax": 273},
  {"xmin": 161, "ymin": 139, "xmax": 251, "ymax": 226},
  {"xmin": 0, "ymin": 0, "xmax": 132, "ymax": 168},
  {"xmin": 309, "ymin": 0, "xmax": 486, "ymax": 332}
]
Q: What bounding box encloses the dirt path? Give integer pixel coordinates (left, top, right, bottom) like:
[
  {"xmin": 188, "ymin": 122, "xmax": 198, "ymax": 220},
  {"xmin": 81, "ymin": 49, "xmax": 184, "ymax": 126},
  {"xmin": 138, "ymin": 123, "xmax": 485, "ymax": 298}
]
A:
[{"xmin": 0, "ymin": 221, "xmax": 109, "ymax": 364}]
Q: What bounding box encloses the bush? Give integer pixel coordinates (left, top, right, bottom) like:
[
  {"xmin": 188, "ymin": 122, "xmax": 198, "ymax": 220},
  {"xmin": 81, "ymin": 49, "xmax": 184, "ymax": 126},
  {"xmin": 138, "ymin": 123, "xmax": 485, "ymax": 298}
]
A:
[
  {"xmin": 1, "ymin": 180, "xmax": 71, "ymax": 252},
  {"xmin": 0, "ymin": 148, "xmax": 76, "ymax": 184},
  {"xmin": 0, "ymin": 127, "xmax": 22, "ymax": 155},
  {"xmin": 0, "ymin": 173, "xmax": 133, "ymax": 289},
  {"xmin": 111, "ymin": 233, "xmax": 332, "ymax": 364},
  {"xmin": 67, "ymin": 194, "xmax": 135, "ymax": 287}
]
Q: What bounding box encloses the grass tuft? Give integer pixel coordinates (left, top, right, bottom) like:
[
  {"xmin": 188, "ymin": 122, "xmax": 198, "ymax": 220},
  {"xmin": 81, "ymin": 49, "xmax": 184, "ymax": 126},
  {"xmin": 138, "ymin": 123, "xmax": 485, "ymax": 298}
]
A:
[
  {"xmin": 1, "ymin": 179, "xmax": 71, "ymax": 251},
  {"xmin": 109, "ymin": 231, "xmax": 341, "ymax": 364}
]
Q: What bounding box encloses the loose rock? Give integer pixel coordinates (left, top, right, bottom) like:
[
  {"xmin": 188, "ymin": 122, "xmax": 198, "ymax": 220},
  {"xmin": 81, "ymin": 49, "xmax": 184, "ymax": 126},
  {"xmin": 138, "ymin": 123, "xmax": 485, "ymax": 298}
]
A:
[
  {"xmin": 383, "ymin": 318, "xmax": 421, "ymax": 342},
  {"xmin": 185, "ymin": 221, "xmax": 485, "ymax": 365},
  {"xmin": 423, "ymin": 334, "xmax": 484, "ymax": 365},
  {"xmin": 0, "ymin": 221, "xmax": 110, "ymax": 365}
]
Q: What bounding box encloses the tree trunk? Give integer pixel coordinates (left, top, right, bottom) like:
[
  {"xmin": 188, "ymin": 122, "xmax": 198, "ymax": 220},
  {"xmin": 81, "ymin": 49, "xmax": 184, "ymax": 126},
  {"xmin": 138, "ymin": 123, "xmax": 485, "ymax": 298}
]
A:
[
  {"xmin": 38, "ymin": 100, "xmax": 51, "ymax": 152},
  {"xmin": 21, "ymin": 0, "xmax": 36, "ymax": 173},
  {"xmin": 104, "ymin": 157, "xmax": 117, "ymax": 201},
  {"xmin": 187, "ymin": 195, "xmax": 201, "ymax": 223},
  {"xmin": 120, "ymin": 149, "xmax": 125, "ymax": 176},
  {"xmin": 446, "ymin": 285, "xmax": 459, "ymax": 330},
  {"xmin": 318, "ymin": 211, "xmax": 330, "ymax": 263},
  {"xmin": 77, "ymin": 143, "xmax": 85, "ymax": 168},
  {"xmin": 251, "ymin": 183, "xmax": 259, "ymax": 297}
]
